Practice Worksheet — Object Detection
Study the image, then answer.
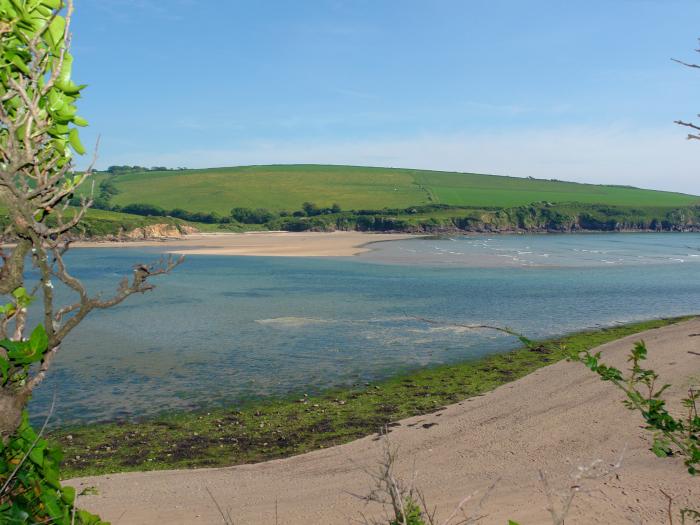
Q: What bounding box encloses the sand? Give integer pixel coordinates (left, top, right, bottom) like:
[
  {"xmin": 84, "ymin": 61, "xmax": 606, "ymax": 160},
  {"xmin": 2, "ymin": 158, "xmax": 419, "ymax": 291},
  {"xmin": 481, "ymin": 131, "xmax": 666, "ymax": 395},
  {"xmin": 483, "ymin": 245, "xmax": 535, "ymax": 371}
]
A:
[
  {"xmin": 71, "ymin": 231, "xmax": 419, "ymax": 257},
  {"xmin": 67, "ymin": 319, "xmax": 700, "ymax": 524}
]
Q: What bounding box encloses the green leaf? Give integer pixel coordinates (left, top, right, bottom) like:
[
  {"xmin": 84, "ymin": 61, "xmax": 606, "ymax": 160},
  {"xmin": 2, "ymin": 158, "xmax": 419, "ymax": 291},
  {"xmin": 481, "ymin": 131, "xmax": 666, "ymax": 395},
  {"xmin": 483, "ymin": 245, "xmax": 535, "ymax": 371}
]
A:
[
  {"xmin": 0, "ymin": 357, "xmax": 9, "ymax": 384},
  {"xmin": 68, "ymin": 127, "xmax": 85, "ymax": 154},
  {"xmin": 46, "ymin": 14, "xmax": 66, "ymax": 49},
  {"xmin": 10, "ymin": 54, "xmax": 30, "ymax": 75},
  {"xmin": 28, "ymin": 439, "xmax": 46, "ymax": 466},
  {"xmin": 57, "ymin": 51, "xmax": 72, "ymax": 84},
  {"xmin": 0, "ymin": 338, "xmax": 26, "ymax": 355},
  {"xmin": 2, "ymin": 325, "xmax": 49, "ymax": 364},
  {"xmin": 29, "ymin": 324, "xmax": 49, "ymax": 354},
  {"xmin": 60, "ymin": 485, "xmax": 76, "ymax": 505},
  {"xmin": 11, "ymin": 287, "xmax": 34, "ymax": 310}
]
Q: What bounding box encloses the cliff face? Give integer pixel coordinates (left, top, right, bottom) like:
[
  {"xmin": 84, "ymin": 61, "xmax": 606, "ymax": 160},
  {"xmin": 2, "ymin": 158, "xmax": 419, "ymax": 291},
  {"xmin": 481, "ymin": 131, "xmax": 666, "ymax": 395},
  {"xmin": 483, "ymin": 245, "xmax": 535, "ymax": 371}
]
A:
[
  {"xmin": 119, "ymin": 223, "xmax": 199, "ymax": 240},
  {"xmin": 344, "ymin": 204, "xmax": 700, "ymax": 234}
]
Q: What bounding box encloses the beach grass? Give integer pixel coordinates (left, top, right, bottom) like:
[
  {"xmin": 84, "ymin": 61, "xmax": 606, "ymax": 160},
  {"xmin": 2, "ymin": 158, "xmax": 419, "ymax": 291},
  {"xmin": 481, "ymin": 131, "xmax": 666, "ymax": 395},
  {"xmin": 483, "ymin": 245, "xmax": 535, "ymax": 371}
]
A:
[{"xmin": 51, "ymin": 316, "xmax": 694, "ymax": 478}]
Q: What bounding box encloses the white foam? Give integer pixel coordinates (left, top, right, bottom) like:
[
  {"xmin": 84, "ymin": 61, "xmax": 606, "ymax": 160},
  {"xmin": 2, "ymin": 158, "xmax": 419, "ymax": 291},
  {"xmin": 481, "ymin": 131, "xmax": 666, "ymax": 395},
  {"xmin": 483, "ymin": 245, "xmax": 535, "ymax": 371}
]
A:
[{"xmin": 255, "ymin": 317, "xmax": 331, "ymax": 328}]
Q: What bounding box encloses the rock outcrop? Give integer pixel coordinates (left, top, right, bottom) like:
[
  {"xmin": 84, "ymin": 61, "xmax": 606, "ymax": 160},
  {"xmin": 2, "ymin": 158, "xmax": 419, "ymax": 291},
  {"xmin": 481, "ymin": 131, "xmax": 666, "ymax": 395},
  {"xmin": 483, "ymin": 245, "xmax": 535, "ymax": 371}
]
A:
[{"xmin": 119, "ymin": 223, "xmax": 199, "ymax": 240}]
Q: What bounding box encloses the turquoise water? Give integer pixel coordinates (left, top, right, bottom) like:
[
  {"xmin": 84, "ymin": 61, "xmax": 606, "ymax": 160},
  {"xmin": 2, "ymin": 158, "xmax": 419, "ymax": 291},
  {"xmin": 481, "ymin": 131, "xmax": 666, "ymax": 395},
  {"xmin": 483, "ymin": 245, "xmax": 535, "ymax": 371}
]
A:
[{"xmin": 29, "ymin": 233, "xmax": 700, "ymax": 426}]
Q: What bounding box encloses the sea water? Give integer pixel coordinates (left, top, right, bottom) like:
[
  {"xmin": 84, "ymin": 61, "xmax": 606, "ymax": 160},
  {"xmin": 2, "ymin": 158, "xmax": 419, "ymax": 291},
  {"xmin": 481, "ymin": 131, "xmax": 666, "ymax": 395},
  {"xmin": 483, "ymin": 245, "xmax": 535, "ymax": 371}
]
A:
[{"xmin": 29, "ymin": 233, "xmax": 700, "ymax": 425}]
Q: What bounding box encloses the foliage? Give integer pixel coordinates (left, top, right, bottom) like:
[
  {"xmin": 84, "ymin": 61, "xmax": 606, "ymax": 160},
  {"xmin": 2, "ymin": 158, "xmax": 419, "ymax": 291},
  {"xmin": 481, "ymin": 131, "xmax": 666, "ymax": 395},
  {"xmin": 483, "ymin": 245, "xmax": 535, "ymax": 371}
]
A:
[
  {"xmin": 0, "ymin": 290, "xmax": 49, "ymax": 385},
  {"xmin": 0, "ymin": 0, "xmax": 88, "ymax": 165},
  {"xmin": 573, "ymin": 341, "xmax": 700, "ymax": 475},
  {"xmin": 230, "ymin": 206, "xmax": 274, "ymax": 224},
  {"xmin": 89, "ymin": 179, "xmax": 120, "ymax": 210},
  {"xmin": 0, "ymin": 413, "xmax": 106, "ymax": 524},
  {"xmin": 0, "ymin": 1, "xmax": 179, "ymax": 522},
  {"xmin": 70, "ymin": 186, "xmax": 700, "ymax": 235},
  {"xmin": 0, "ymin": 287, "xmax": 111, "ymax": 522},
  {"xmin": 300, "ymin": 201, "xmax": 341, "ymax": 216},
  {"xmin": 104, "ymin": 165, "xmax": 172, "ymax": 174},
  {"xmin": 119, "ymin": 202, "xmax": 167, "ymax": 217},
  {"xmin": 389, "ymin": 498, "xmax": 426, "ymax": 525}
]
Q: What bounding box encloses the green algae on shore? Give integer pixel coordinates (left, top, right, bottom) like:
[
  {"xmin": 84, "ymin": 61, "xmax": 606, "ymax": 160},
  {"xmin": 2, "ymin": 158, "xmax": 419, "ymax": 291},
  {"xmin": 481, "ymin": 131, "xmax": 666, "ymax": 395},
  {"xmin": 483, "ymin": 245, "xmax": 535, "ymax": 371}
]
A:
[{"xmin": 53, "ymin": 316, "xmax": 694, "ymax": 478}]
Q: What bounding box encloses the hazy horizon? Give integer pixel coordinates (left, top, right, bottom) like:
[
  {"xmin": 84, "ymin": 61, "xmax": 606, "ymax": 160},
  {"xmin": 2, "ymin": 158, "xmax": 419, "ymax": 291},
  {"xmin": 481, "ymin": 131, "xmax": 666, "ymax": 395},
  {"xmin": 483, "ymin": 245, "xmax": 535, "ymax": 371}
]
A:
[{"xmin": 73, "ymin": 1, "xmax": 700, "ymax": 194}]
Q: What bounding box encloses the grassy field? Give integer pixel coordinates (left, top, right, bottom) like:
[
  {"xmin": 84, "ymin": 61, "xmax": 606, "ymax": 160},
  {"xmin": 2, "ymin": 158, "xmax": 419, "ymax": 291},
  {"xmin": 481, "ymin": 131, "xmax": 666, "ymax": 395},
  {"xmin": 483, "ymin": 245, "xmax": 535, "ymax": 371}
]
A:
[
  {"xmin": 91, "ymin": 165, "xmax": 699, "ymax": 215},
  {"xmin": 52, "ymin": 316, "xmax": 692, "ymax": 477}
]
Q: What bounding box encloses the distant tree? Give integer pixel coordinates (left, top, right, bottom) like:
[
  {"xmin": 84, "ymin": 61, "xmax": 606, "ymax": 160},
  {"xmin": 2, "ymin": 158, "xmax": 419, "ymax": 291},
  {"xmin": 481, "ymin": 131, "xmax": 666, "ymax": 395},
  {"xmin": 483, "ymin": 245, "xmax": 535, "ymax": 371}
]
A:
[
  {"xmin": 673, "ymin": 39, "xmax": 700, "ymax": 140},
  {"xmin": 230, "ymin": 207, "xmax": 275, "ymax": 224},
  {"xmin": 99, "ymin": 179, "xmax": 119, "ymax": 198},
  {"xmin": 302, "ymin": 201, "xmax": 319, "ymax": 216},
  {"xmin": 105, "ymin": 165, "xmax": 148, "ymax": 174},
  {"xmin": 331, "ymin": 203, "xmax": 342, "ymax": 213},
  {"xmin": 190, "ymin": 211, "xmax": 220, "ymax": 224},
  {"xmin": 121, "ymin": 203, "xmax": 167, "ymax": 217},
  {"xmin": 169, "ymin": 208, "xmax": 191, "ymax": 220}
]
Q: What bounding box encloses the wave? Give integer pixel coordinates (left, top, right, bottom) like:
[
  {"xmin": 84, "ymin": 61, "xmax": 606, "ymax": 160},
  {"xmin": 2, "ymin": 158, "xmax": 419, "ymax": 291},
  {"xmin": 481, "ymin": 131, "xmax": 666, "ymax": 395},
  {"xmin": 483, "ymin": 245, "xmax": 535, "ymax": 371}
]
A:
[{"xmin": 255, "ymin": 317, "xmax": 332, "ymax": 328}]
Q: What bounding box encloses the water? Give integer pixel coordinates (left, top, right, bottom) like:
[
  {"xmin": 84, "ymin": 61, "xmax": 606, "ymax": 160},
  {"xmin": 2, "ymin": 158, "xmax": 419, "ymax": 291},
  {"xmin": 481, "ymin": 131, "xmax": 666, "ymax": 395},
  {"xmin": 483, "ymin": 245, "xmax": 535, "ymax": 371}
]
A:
[
  {"xmin": 362, "ymin": 233, "xmax": 700, "ymax": 267},
  {"xmin": 29, "ymin": 233, "xmax": 700, "ymax": 426}
]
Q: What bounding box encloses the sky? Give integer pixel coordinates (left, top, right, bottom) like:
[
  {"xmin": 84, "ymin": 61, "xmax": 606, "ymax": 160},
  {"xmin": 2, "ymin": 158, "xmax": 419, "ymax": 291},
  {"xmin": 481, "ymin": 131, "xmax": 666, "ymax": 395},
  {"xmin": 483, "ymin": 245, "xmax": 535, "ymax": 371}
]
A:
[{"xmin": 71, "ymin": 0, "xmax": 700, "ymax": 194}]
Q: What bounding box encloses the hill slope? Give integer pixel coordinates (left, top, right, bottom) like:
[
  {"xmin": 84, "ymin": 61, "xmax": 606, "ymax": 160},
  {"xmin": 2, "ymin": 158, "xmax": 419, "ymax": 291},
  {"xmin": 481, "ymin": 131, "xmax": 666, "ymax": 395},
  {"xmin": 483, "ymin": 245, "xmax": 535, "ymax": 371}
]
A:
[{"xmin": 95, "ymin": 165, "xmax": 699, "ymax": 215}]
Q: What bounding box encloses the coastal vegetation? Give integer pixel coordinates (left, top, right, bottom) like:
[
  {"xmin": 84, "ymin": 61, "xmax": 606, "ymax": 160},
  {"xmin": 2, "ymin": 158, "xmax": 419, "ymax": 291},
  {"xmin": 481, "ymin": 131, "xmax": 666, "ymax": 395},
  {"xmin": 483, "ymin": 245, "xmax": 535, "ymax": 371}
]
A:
[
  {"xmin": 50, "ymin": 316, "xmax": 689, "ymax": 478},
  {"xmin": 52, "ymin": 164, "xmax": 700, "ymax": 237}
]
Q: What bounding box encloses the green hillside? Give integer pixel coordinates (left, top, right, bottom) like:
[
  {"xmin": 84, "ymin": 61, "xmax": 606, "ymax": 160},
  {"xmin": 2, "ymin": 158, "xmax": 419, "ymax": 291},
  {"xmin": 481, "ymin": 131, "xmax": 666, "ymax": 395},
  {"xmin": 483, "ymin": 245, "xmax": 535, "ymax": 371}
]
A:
[{"xmin": 92, "ymin": 165, "xmax": 699, "ymax": 214}]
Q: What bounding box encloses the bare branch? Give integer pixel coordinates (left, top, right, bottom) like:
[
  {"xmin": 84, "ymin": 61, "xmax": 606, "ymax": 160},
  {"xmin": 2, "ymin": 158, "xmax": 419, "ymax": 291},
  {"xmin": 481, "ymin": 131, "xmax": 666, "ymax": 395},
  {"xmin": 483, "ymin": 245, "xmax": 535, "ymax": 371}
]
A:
[
  {"xmin": 674, "ymin": 120, "xmax": 700, "ymax": 132},
  {"xmin": 671, "ymin": 57, "xmax": 700, "ymax": 69}
]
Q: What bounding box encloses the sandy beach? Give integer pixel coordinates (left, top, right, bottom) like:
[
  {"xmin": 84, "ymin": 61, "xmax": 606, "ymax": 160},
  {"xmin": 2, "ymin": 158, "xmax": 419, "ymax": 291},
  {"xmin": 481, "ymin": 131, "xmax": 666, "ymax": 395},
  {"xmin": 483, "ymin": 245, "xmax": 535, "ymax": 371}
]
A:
[
  {"xmin": 68, "ymin": 318, "xmax": 700, "ymax": 524},
  {"xmin": 71, "ymin": 231, "xmax": 419, "ymax": 257}
]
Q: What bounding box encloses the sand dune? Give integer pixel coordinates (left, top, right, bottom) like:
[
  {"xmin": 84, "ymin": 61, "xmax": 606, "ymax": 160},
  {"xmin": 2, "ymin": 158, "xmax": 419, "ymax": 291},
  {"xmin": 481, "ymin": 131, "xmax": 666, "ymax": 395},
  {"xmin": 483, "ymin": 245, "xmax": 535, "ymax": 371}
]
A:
[{"xmin": 69, "ymin": 319, "xmax": 700, "ymax": 524}]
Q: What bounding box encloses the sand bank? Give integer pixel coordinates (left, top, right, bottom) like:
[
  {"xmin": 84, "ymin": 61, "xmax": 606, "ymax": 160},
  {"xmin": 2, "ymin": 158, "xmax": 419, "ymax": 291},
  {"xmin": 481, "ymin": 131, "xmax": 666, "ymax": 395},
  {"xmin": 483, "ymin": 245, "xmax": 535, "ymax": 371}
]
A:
[
  {"xmin": 72, "ymin": 231, "xmax": 419, "ymax": 257},
  {"xmin": 68, "ymin": 319, "xmax": 700, "ymax": 524}
]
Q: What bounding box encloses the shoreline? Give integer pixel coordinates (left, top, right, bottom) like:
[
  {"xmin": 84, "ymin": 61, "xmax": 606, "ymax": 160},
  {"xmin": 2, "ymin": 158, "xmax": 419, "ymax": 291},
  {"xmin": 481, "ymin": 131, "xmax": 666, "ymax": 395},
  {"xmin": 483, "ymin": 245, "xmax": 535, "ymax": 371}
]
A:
[
  {"xmin": 70, "ymin": 231, "xmax": 421, "ymax": 257},
  {"xmin": 67, "ymin": 229, "xmax": 700, "ymax": 261},
  {"xmin": 64, "ymin": 316, "xmax": 700, "ymax": 523},
  {"xmin": 54, "ymin": 316, "xmax": 693, "ymax": 478}
]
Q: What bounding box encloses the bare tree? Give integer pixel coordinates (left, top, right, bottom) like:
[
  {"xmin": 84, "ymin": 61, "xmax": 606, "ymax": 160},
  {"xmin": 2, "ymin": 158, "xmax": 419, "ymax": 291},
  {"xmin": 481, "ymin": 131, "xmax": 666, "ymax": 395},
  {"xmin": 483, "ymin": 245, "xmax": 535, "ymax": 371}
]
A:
[
  {"xmin": 0, "ymin": 0, "xmax": 181, "ymax": 441},
  {"xmin": 352, "ymin": 434, "xmax": 497, "ymax": 525},
  {"xmin": 673, "ymin": 39, "xmax": 700, "ymax": 140}
]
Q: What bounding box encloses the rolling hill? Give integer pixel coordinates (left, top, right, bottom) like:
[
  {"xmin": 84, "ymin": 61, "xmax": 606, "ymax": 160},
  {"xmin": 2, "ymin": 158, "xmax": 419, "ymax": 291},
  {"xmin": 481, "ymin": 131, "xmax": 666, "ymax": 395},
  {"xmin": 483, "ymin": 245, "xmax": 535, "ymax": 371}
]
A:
[{"xmin": 88, "ymin": 165, "xmax": 699, "ymax": 215}]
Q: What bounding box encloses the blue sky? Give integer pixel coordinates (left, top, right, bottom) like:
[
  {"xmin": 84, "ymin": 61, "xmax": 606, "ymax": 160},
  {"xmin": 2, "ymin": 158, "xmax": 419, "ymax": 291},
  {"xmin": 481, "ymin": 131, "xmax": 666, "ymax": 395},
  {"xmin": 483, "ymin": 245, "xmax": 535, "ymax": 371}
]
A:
[{"xmin": 72, "ymin": 0, "xmax": 700, "ymax": 193}]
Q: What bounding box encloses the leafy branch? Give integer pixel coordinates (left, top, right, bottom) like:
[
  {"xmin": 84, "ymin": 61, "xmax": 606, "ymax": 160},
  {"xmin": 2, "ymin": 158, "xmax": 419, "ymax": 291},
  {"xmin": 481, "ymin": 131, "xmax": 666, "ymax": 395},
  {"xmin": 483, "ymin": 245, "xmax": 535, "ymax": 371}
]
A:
[{"xmin": 572, "ymin": 341, "xmax": 699, "ymax": 475}]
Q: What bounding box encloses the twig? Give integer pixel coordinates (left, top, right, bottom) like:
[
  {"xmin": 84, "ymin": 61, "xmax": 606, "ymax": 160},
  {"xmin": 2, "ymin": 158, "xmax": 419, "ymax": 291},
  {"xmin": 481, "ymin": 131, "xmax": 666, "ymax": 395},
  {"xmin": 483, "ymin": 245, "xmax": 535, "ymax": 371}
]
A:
[
  {"xmin": 660, "ymin": 488, "xmax": 674, "ymax": 525},
  {"xmin": 205, "ymin": 485, "xmax": 233, "ymax": 525}
]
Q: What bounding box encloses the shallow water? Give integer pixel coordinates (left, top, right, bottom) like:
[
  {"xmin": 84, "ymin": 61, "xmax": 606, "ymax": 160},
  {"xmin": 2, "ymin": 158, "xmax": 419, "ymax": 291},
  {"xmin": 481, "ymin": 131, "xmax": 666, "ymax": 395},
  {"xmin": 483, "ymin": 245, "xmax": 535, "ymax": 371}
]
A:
[
  {"xmin": 362, "ymin": 232, "xmax": 700, "ymax": 267},
  {"xmin": 29, "ymin": 233, "xmax": 700, "ymax": 426}
]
